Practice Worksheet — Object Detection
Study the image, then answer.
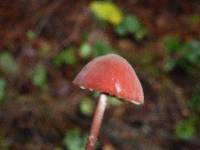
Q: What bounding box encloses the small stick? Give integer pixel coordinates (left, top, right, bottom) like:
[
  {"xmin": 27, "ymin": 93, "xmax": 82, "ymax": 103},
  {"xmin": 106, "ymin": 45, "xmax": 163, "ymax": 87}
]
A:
[{"xmin": 86, "ymin": 94, "xmax": 107, "ymax": 150}]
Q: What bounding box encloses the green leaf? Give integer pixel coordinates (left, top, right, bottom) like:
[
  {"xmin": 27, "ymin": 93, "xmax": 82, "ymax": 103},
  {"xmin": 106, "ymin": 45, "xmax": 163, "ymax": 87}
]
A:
[
  {"xmin": 80, "ymin": 97, "xmax": 95, "ymax": 116},
  {"xmin": 79, "ymin": 43, "xmax": 92, "ymax": 58},
  {"xmin": 124, "ymin": 15, "xmax": 141, "ymax": 33},
  {"xmin": 90, "ymin": 1, "xmax": 123, "ymax": 25},
  {"xmin": 0, "ymin": 78, "xmax": 6, "ymax": 102},
  {"xmin": 115, "ymin": 15, "xmax": 148, "ymax": 40},
  {"xmin": 27, "ymin": 30, "xmax": 37, "ymax": 41},
  {"xmin": 163, "ymin": 38, "xmax": 200, "ymax": 73},
  {"xmin": 63, "ymin": 128, "xmax": 87, "ymax": 150},
  {"xmin": 0, "ymin": 52, "xmax": 17, "ymax": 74},
  {"xmin": 53, "ymin": 48, "xmax": 77, "ymax": 66},
  {"xmin": 175, "ymin": 117, "xmax": 197, "ymax": 140},
  {"xmin": 107, "ymin": 96, "xmax": 122, "ymax": 106},
  {"xmin": 163, "ymin": 36, "xmax": 181, "ymax": 53},
  {"xmin": 116, "ymin": 15, "xmax": 141, "ymax": 36},
  {"xmin": 181, "ymin": 40, "xmax": 200, "ymax": 63},
  {"xmin": 164, "ymin": 59, "xmax": 177, "ymax": 72},
  {"xmin": 135, "ymin": 27, "xmax": 148, "ymax": 41},
  {"xmin": 32, "ymin": 64, "xmax": 47, "ymax": 88},
  {"xmin": 93, "ymin": 41, "xmax": 115, "ymax": 56},
  {"xmin": 188, "ymin": 83, "xmax": 200, "ymax": 112},
  {"xmin": 115, "ymin": 25, "xmax": 127, "ymax": 36}
]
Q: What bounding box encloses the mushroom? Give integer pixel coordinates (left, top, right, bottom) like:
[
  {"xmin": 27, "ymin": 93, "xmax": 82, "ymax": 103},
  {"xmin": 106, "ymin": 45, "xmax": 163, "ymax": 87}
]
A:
[{"xmin": 73, "ymin": 54, "xmax": 144, "ymax": 150}]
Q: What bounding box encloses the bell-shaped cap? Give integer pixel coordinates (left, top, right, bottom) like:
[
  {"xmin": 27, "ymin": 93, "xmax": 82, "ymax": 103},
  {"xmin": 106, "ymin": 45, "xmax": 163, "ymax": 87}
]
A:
[{"xmin": 73, "ymin": 54, "xmax": 144, "ymax": 105}]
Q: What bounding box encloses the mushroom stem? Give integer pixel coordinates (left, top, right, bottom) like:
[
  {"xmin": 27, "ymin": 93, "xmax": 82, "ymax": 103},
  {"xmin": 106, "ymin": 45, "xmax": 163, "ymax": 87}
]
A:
[{"xmin": 86, "ymin": 94, "xmax": 107, "ymax": 150}]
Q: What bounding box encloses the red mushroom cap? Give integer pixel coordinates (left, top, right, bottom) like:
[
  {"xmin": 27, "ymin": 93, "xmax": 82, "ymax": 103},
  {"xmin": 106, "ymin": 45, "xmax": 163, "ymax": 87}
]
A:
[{"xmin": 73, "ymin": 54, "xmax": 144, "ymax": 105}]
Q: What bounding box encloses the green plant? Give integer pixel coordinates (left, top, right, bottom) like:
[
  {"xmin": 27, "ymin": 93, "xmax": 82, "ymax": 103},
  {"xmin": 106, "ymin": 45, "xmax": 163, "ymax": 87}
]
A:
[
  {"xmin": 0, "ymin": 78, "xmax": 6, "ymax": 102},
  {"xmin": 63, "ymin": 128, "xmax": 87, "ymax": 150},
  {"xmin": 27, "ymin": 30, "xmax": 37, "ymax": 41},
  {"xmin": 163, "ymin": 37, "xmax": 200, "ymax": 73},
  {"xmin": 188, "ymin": 82, "xmax": 200, "ymax": 112},
  {"xmin": 79, "ymin": 43, "xmax": 92, "ymax": 58},
  {"xmin": 115, "ymin": 15, "xmax": 148, "ymax": 40},
  {"xmin": 175, "ymin": 116, "xmax": 198, "ymax": 140},
  {"xmin": 53, "ymin": 48, "xmax": 77, "ymax": 66},
  {"xmin": 31, "ymin": 64, "xmax": 47, "ymax": 88},
  {"xmin": 107, "ymin": 96, "xmax": 122, "ymax": 106},
  {"xmin": 89, "ymin": 1, "xmax": 148, "ymax": 40},
  {"xmin": 163, "ymin": 36, "xmax": 181, "ymax": 53},
  {"xmin": 174, "ymin": 82, "xmax": 200, "ymax": 141},
  {"xmin": 0, "ymin": 52, "xmax": 17, "ymax": 74},
  {"xmin": 90, "ymin": 1, "xmax": 123, "ymax": 25},
  {"xmin": 93, "ymin": 41, "xmax": 115, "ymax": 57},
  {"xmin": 80, "ymin": 97, "xmax": 95, "ymax": 116},
  {"xmin": 79, "ymin": 41, "xmax": 116, "ymax": 59}
]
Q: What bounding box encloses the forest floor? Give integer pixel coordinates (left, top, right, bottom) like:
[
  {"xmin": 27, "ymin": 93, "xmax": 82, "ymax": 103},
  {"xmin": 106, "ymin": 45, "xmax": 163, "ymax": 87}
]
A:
[{"xmin": 0, "ymin": 0, "xmax": 200, "ymax": 150}]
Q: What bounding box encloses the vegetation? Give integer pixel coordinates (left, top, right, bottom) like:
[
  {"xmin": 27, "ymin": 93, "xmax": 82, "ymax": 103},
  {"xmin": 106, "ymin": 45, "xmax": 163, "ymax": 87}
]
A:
[
  {"xmin": 163, "ymin": 36, "xmax": 200, "ymax": 74},
  {"xmin": 63, "ymin": 128, "xmax": 87, "ymax": 150},
  {"xmin": 0, "ymin": 0, "xmax": 200, "ymax": 149}
]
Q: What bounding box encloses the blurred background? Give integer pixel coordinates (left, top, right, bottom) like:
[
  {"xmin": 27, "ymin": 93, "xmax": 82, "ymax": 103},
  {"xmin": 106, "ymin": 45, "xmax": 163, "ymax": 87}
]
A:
[{"xmin": 0, "ymin": 0, "xmax": 200, "ymax": 149}]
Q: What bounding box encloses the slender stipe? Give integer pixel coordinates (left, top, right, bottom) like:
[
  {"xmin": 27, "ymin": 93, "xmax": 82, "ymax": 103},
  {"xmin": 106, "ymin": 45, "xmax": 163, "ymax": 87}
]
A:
[{"xmin": 86, "ymin": 94, "xmax": 107, "ymax": 150}]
